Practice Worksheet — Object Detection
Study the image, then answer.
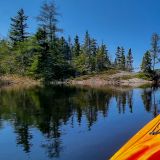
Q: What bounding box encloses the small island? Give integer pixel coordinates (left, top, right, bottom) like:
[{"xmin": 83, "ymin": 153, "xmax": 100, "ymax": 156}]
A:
[{"xmin": 0, "ymin": 1, "xmax": 159, "ymax": 89}]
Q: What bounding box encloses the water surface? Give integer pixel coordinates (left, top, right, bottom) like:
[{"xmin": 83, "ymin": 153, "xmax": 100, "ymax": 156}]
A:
[{"xmin": 0, "ymin": 85, "xmax": 159, "ymax": 160}]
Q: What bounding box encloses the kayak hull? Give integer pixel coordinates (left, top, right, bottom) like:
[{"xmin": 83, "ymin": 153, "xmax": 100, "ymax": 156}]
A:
[{"xmin": 110, "ymin": 115, "xmax": 160, "ymax": 160}]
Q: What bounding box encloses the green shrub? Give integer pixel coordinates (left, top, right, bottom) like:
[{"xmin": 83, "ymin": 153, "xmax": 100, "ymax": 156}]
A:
[{"xmin": 135, "ymin": 72, "xmax": 152, "ymax": 80}]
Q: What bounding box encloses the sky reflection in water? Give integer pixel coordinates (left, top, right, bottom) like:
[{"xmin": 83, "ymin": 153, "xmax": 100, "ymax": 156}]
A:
[{"xmin": 0, "ymin": 85, "xmax": 159, "ymax": 160}]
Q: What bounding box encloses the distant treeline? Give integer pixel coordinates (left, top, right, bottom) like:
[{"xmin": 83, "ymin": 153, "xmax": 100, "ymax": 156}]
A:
[{"xmin": 0, "ymin": 1, "xmax": 159, "ymax": 82}]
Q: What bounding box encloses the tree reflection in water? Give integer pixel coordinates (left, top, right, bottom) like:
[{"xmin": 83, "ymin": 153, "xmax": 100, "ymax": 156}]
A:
[
  {"xmin": 141, "ymin": 87, "xmax": 160, "ymax": 117},
  {"xmin": 0, "ymin": 85, "xmax": 159, "ymax": 159}
]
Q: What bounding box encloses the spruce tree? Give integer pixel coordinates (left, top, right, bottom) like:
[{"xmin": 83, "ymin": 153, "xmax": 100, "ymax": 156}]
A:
[
  {"xmin": 9, "ymin": 8, "xmax": 28, "ymax": 45},
  {"xmin": 126, "ymin": 48, "xmax": 133, "ymax": 72},
  {"xmin": 141, "ymin": 51, "xmax": 152, "ymax": 74}
]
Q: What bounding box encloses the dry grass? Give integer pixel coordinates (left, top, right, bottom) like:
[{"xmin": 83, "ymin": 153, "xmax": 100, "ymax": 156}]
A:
[
  {"xmin": 74, "ymin": 69, "xmax": 119, "ymax": 81},
  {"xmin": 0, "ymin": 74, "xmax": 40, "ymax": 89}
]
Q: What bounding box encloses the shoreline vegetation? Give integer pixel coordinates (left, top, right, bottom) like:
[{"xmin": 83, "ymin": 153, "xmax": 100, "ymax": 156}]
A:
[
  {"xmin": 0, "ymin": 1, "xmax": 160, "ymax": 89},
  {"xmin": 0, "ymin": 75, "xmax": 40, "ymax": 89},
  {"xmin": 0, "ymin": 70, "xmax": 153, "ymax": 89}
]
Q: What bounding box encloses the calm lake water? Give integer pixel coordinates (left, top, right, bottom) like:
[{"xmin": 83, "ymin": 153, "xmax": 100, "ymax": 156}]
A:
[{"xmin": 0, "ymin": 85, "xmax": 159, "ymax": 160}]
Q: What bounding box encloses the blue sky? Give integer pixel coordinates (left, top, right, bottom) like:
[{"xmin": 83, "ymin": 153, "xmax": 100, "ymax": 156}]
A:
[{"xmin": 0, "ymin": 0, "xmax": 160, "ymax": 68}]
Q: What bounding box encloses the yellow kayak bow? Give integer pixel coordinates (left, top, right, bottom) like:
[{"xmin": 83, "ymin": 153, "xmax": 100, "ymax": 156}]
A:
[{"xmin": 110, "ymin": 115, "xmax": 160, "ymax": 160}]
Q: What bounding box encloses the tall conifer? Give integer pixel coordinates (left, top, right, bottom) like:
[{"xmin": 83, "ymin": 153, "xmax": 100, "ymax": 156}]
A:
[{"xmin": 9, "ymin": 9, "xmax": 28, "ymax": 45}]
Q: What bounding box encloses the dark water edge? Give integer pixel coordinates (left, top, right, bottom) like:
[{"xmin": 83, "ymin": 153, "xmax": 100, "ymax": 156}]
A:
[{"xmin": 0, "ymin": 85, "xmax": 159, "ymax": 160}]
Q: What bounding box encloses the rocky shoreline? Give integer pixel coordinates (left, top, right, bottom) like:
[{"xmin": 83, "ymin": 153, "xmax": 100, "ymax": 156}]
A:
[
  {"xmin": 70, "ymin": 78, "xmax": 152, "ymax": 87},
  {"xmin": 0, "ymin": 71, "xmax": 153, "ymax": 89},
  {"xmin": 69, "ymin": 71, "xmax": 152, "ymax": 88}
]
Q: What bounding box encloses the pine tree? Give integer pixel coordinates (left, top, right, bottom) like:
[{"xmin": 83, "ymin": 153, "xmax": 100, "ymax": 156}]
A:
[
  {"xmin": 90, "ymin": 38, "xmax": 97, "ymax": 56},
  {"xmin": 115, "ymin": 47, "xmax": 126, "ymax": 70},
  {"xmin": 73, "ymin": 35, "xmax": 80, "ymax": 57},
  {"xmin": 67, "ymin": 36, "xmax": 73, "ymax": 64},
  {"xmin": 150, "ymin": 33, "xmax": 160, "ymax": 71},
  {"xmin": 120, "ymin": 47, "xmax": 126, "ymax": 70},
  {"xmin": 36, "ymin": 1, "xmax": 69, "ymax": 81},
  {"xmin": 58, "ymin": 37, "xmax": 69, "ymax": 60},
  {"xmin": 55, "ymin": 37, "xmax": 74, "ymax": 80},
  {"xmin": 115, "ymin": 46, "xmax": 121, "ymax": 68},
  {"xmin": 73, "ymin": 51, "xmax": 87, "ymax": 75},
  {"xmin": 82, "ymin": 31, "xmax": 91, "ymax": 72},
  {"xmin": 105, "ymin": 46, "xmax": 111, "ymax": 68},
  {"xmin": 37, "ymin": 1, "xmax": 62, "ymax": 48},
  {"xmin": 96, "ymin": 44, "xmax": 110, "ymax": 71},
  {"xmin": 126, "ymin": 48, "xmax": 133, "ymax": 72},
  {"xmin": 35, "ymin": 28, "xmax": 51, "ymax": 80},
  {"xmin": 114, "ymin": 58, "xmax": 117, "ymax": 67},
  {"xmin": 15, "ymin": 37, "xmax": 40, "ymax": 75},
  {"xmin": 90, "ymin": 38, "xmax": 97, "ymax": 71},
  {"xmin": 9, "ymin": 8, "xmax": 28, "ymax": 45},
  {"xmin": 141, "ymin": 51, "xmax": 152, "ymax": 73},
  {"xmin": 0, "ymin": 39, "xmax": 11, "ymax": 74},
  {"xmin": 83, "ymin": 31, "xmax": 91, "ymax": 54}
]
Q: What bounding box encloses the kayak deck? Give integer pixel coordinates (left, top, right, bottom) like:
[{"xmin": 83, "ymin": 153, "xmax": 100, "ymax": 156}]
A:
[{"xmin": 110, "ymin": 115, "xmax": 160, "ymax": 160}]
